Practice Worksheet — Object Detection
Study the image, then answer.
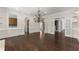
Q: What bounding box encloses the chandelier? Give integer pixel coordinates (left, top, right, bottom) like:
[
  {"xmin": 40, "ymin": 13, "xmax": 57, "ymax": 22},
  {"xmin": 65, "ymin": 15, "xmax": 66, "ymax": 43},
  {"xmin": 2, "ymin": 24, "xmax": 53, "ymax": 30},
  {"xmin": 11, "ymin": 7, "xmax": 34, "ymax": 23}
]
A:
[{"xmin": 33, "ymin": 8, "xmax": 46, "ymax": 23}]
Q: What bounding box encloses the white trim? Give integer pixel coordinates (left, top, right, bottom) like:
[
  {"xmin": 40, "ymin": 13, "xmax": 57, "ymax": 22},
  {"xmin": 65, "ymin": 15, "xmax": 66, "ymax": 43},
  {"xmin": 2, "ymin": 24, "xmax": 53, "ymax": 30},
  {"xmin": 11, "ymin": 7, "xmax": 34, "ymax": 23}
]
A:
[{"xmin": 0, "ymin": 29, "xmax": 24, "ymax": 39}]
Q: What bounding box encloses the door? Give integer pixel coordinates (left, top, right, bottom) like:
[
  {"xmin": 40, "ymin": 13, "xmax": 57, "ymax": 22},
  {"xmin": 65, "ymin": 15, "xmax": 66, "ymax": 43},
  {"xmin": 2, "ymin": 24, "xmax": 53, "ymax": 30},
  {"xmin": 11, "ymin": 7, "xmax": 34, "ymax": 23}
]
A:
[{"xmin": 55, "ymin": 19, "xmax": 62, "ymax": 32}]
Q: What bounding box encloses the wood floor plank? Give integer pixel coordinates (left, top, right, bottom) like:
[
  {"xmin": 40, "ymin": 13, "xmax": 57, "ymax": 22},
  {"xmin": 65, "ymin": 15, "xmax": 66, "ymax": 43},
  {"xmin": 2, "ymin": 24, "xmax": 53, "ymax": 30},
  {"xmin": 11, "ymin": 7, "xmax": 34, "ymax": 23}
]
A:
[{"xmin": 5, "ymin": 32, "xmax": 79, "ymax": 51}]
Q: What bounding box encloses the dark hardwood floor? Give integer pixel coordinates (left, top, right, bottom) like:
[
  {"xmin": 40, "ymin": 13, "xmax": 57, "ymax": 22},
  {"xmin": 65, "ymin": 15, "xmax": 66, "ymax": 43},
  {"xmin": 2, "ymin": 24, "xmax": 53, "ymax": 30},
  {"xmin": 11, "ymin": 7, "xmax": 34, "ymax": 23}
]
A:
[{"xmin": 5, "ymin": 32, "xmax": 79, "ymax": 51}]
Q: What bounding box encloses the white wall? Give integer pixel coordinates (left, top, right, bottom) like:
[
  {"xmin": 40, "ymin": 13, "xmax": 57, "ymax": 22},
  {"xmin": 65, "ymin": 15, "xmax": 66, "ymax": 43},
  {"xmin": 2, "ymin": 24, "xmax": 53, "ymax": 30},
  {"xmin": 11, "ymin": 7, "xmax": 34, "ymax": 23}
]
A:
[
  {"xmin": 0, "ymin": 8, "xmax": 8, "ymax": 28},
  {"xmin": 0, "ymin": 40, "xmax": 5, "ymax": 51},
  {"xmin": 44, "ymin": 18, "xmax": 55, "ymax": 34},
  {"xmin": 29, "ymin": 17, "xmax": 40, "ymax": 33},
  {"xmin": 0, "ymin": 8, "xmax": 8, "ymax": 39},
  {"xmin": 0, "ymin": 8, "xmax": 41, "ymax": 39},
  {"xmin": 0, "ymin": 8, "xmax": 26, "ymax": 39},
  {"xmin": 45, "ymin": 9, "xmax": 79, "ymax": 41}
]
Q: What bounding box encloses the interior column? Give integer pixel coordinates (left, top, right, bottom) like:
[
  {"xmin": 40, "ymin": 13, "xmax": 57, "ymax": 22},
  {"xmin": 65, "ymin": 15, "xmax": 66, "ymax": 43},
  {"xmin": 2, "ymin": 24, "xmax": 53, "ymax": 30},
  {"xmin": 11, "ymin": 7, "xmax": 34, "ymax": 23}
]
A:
[
  {"xmin": 40, "ymin": 20, "xmax": 45, "ymax": 40},
  {"xmin": 24, "ymin": 18, "xmax": 29, "ymax": 39}
]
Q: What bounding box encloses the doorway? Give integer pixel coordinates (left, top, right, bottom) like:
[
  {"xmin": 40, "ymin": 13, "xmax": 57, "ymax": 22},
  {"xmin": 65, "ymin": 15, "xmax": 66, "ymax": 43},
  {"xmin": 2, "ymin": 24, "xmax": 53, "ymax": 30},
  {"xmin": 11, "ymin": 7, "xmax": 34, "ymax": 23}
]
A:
[{"xmin": 54, "ymin": 19, "xmax": 65, "ymax": 50}]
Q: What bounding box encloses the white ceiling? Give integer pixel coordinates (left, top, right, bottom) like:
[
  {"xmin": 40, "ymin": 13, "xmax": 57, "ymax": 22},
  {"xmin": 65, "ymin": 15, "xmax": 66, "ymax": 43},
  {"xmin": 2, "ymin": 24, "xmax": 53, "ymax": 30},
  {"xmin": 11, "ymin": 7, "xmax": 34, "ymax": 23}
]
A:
[{"xmin": 7, "ymin": 7, "xmax": 78, "ymax": 16}]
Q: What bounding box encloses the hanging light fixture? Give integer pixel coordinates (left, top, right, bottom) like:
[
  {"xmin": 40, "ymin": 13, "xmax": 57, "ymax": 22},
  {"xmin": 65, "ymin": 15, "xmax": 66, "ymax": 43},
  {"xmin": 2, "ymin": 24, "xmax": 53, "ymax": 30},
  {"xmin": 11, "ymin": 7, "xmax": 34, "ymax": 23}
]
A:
[{"xmin": 33, "ymin": 8, "xmax": 46, "ymax": 23}]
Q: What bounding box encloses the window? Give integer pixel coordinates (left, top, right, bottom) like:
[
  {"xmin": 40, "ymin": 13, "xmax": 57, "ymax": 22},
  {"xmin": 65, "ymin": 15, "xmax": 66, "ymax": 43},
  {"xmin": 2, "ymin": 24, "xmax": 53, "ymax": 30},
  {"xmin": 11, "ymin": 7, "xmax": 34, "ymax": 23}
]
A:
[{"xmin": 9, "ymin": 16, "xmax": 17, "ymax": 27}]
